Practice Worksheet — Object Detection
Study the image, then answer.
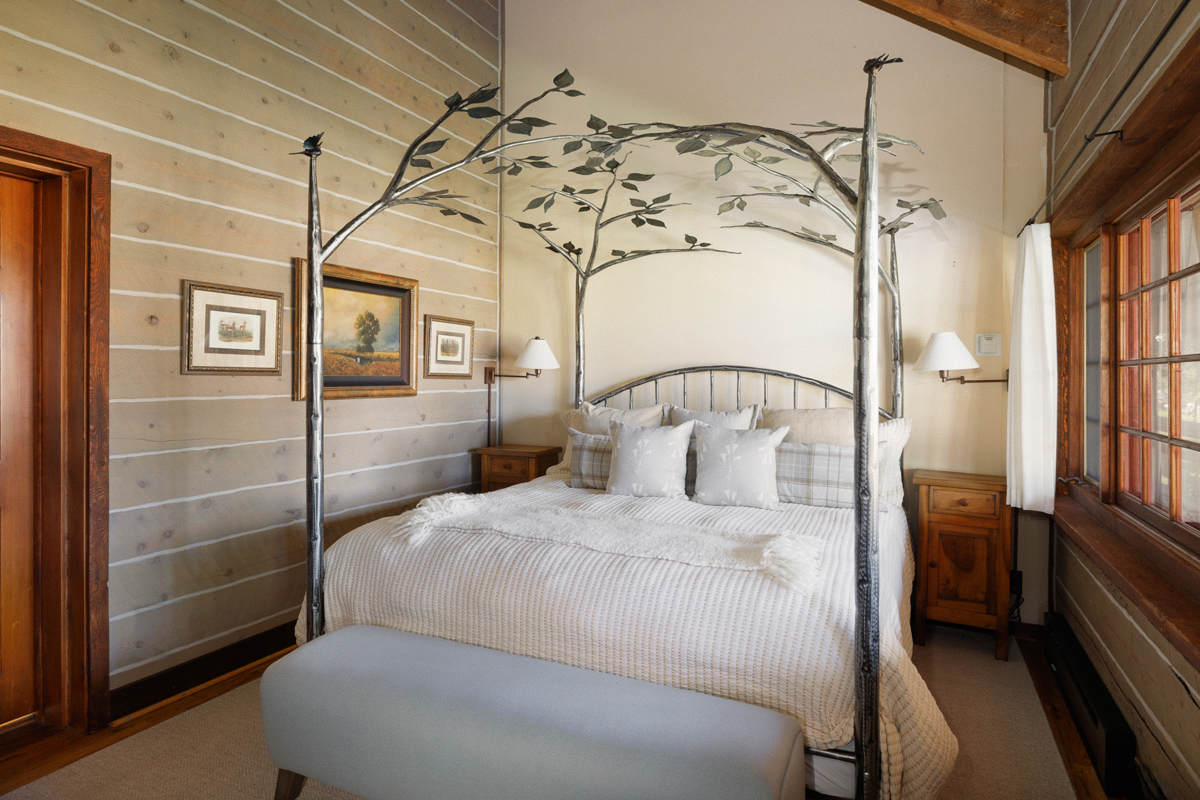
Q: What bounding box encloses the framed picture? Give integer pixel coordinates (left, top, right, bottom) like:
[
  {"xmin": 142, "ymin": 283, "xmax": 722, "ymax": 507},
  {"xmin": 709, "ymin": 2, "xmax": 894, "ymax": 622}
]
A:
[
  {"xmin": 292, "ymin": 258, "xmax": 418, "ymax": 400},
  {"xmin": 423, "ymin": 315, "xmax": 475, "ymax": 379},
  {"xmin": 181, "ymin": 280, "xmax": 283, "ymax": 375}
]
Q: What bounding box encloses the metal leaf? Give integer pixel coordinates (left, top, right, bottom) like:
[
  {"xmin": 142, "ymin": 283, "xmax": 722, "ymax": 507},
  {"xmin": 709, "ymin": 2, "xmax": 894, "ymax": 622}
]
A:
[
  {"xmin": 569, "ymin": 166, "xmax": 596, "ymax": 175},
  {"xmin": 587, "ymin": 115, "xmax": 607, "ymax": 132},
  {"xmin": 520, "ymin": 117, "xmax": 554, "ymax": 127},
  {"xmin": 507, "ymin": 122, "xmax": 533, "ymax": 136},
  {"xmin": 629, "ymin": 198, "xmax": 648, "ymax": 208},
  {"xmin": 563, "ymin": 140, "xmax": 583, "ymax": 154},
  {"xmin": 676, "ymin": 138, "xmax": 705, "ymax": 154},
  {"xmin": 718, "ymin": 200, "xmax": 736, "ymax": 214},
  {"xmin": 744, "ymin": 147, "xmax": 761, "ymax": 159},
  {"xmin": 544, "ymin": 196, "xmax": 554, "ymax": 212},
  {"xmin": 460, "ymin": 213, "xmax": 483, "ymax": 225},
  {"xmin": 758, "ymin": 156, "xmax": 784, "ymax": 164},
  {"xmin": 563, "ymin": 90, "xmax": 585, "ymax": 97},
  {"xmin": 553, "ymin": 69, "xmax": 574, "ymax": 88},
  {"xmin": 607, "ymin": 126, "xmax": 633, "ymax": 138},
  {"xmin": 528, "ymin": 161, "xmax": 554, "ymax": 169},
  {"xmin": 632, "ymin": 217, "xmax": 646, "ymax": 227},
  {"xmin": 714, "ymin": 155, "xmax": 732, "ymax": 180},
  {"xmin": 684, "ymin": 234, "xmax": 697, "ymax": 244},
  {"xmin": 416, "ymin": 139, "xmax": 448, "ymax": 155},
  {"xmin": 576, "ymin": 188, "xmax": 600, "ymax": 194},
  {"xmin": 928, "ymin": 201, "xmax": 947, "ymax": 220},
  {"xmin": 621, "ymin": 182, "xmax": 638, "ymax": 191},
  {"xmin": 720, "ymin": 134, "xmax": 760, "ymax": 147},
  {"xmin": 612, "ymin": 249, "xmax": 626, "ymax": 257},
  {"xmin": 517, "ymin": 221, "xmax": 537, "ymax": 229},
  {"xmin": 507, "ymin": 165, "xmax": 522, "ymax": 175},
  {"xmin": 467, "ymin": 106, "xmax": 502, "ymax": 118},
  {"xmin": 485, "ymin": 165, "xmax": 506, "ymax": 174},
  {"xmin": 525, "ymin": 196, "xmax": 546, "ymax": 211},
  {"xmin": 645, "ymin": 218, "xmax": 666, "ymax": 228},
  {"xmin": 410, "ymin": 158, "xmax": 432, "ymax": 168},
  {"xmin": 443, "ymin": 91, "xmax": 462, "ymax": 108},
  {"xmin": 652, "ymin": 194, "xmax": 671, "ymax": 204},
  {"xmin": 626, "ymin": 173, "xmax": 654, "ymax": 181}
]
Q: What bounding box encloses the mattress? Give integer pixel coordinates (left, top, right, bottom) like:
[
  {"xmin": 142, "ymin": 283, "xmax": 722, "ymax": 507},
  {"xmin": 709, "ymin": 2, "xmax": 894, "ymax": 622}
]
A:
[{"xmin": 310, "ymin": 476, "xmax": 957, "ymax": 799}]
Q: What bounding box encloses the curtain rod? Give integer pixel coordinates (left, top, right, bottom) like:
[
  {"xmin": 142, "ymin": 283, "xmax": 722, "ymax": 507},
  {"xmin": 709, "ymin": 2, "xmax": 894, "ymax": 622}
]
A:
[{"xmin": 1025, "ymin": 0, "xmax": 1193, "ymax": 229}]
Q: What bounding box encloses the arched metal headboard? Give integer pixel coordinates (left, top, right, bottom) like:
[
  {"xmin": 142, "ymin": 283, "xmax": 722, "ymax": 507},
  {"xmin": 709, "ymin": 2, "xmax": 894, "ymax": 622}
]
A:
[{"xmin": 587, "ymin": 364, "xmax": 896, "ymax": 420}]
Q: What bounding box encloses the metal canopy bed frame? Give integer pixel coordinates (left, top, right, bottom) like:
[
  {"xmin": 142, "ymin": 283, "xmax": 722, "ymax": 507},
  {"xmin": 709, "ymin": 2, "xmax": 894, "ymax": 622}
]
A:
[{"xmin": 299, "ymin": 57, "xmax": 902, "ymax": 800}]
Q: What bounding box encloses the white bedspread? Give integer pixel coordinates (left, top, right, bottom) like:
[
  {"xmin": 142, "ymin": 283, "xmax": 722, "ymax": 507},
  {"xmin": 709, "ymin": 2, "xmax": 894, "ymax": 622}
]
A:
[{"xmin": 313, "ymin": 477, "xmax": 958, "ymax": 799}]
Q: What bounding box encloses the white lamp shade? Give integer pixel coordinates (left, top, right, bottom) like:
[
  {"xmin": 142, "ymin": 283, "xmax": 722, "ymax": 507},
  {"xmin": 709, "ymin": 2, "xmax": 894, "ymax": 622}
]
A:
[
  {"xmin": 913, "ymin": 332, "xmax": 981, "ymax": 372},
  {"xmin": 513, "ymin": 337, "xmax": 559, "ymax": 371}
]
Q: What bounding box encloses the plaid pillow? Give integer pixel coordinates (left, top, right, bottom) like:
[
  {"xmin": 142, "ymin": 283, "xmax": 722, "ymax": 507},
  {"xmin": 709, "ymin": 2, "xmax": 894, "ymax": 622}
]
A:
[
  {"xmin": 776, "ymin": 442, "xmax": 856, "ymax": 508},
  {"xmin": 567, "ymin": 428, "xmax": 612, "ymax": 490}
]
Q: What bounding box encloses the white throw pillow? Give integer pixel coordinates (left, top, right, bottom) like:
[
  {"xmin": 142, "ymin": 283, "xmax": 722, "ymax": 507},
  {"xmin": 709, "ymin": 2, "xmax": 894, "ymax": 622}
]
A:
[
  {"xmin": 878, "ymin": 417, "xmax": 912, "ymax": 506},
  {"xmin": 566, "ymin": 428, "xmax": 612, "ymax": 490},
  {"xmin": 560, "ymin": 401, "xmax": 665, "ymax": 468},
  {"xmin": 693, "ymin": 425, "xmax": 790, "ymax": 509},
  {"xmin": 606, "ymin": 420, "xmax": 695, "ymax": 499},
  {"xmin": 668, "ymin": 404, "xmax": 759, "ymax": 430}
]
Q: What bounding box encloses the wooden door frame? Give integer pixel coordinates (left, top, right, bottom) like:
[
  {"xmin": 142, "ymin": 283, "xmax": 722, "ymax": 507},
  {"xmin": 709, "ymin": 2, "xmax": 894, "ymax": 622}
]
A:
[{"xmin": 0, "ymin": 125, "xmax": 110, "ymax": 733}]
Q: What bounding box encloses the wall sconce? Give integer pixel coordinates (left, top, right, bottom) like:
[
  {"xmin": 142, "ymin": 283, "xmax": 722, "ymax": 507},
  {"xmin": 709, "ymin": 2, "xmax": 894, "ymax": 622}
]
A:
[
  {"xmin": 914, "ymin": 332, "xmax": 1009, "ymax": 386},
  {"xmin": 484, "ymin": 337, "xmax": 560, "ymax": 446}
]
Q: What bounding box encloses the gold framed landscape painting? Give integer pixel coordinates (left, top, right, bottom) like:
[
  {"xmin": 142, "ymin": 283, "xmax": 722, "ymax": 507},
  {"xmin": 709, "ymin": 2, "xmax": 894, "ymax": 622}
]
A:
[
  {"xmin": 424, "ymin": 315, "xmax": 474, "ymax": 379},
  {"xmin": 181, "ymin": 280, "xmax": 283, "ymax": 375},
  {"xmin": 292, "ymin": 258, "xmax": 418, "ymax": 400}
]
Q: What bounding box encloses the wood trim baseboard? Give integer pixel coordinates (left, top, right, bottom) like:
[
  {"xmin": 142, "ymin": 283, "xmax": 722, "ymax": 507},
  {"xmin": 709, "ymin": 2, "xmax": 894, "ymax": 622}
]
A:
[{"xmin": 110, "ymin": 622, "xmax": 297, "ymax": 719}]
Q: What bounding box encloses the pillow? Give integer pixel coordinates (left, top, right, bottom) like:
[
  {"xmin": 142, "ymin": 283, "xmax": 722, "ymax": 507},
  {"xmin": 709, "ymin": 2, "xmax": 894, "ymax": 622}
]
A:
[
  {"xmin": 606, "ymin": 420, "xmax": 695, "ymax": 499},
  {"xmin": 693, "ymin": 425, "xmax": 790, "ymax": 509},
  {"xmin": 776, "ymin": 442, "xmax": 856, "ymax": 508},
  {"xmin": 566, "ymin": 428, "xmax": 612, "ymax": 490},
  {"xmin": 560, "ymin": 401, "xmax": 665, "ymax": 468},
  {"xmin": 759, "ymin": 408, "xmax": 911, "ymax": 506},
  {"xmin": 668, "ymin": 404, "xmax": 759, "ymax": 430},
  {"xmin": 878, "ymin": 417, "xmax": 912, "ymax": 506},
  {"xmin": 759, "ymin": 407, "xmax": 853, "ymax": 446}
]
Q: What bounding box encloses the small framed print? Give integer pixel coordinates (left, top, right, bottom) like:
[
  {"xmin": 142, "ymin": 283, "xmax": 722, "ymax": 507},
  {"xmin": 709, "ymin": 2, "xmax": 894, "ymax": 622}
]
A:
[
  {"xmin": 182, "ymin": 280, "xmax": 283, "ymax": 375},
  {"xmin": 423, "ymin": 315, "xmax": 475, "ymax": 379}
]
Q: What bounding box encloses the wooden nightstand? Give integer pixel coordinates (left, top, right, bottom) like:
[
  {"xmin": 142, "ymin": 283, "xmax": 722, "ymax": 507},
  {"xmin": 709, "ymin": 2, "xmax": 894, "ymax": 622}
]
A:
[
  {"xmin": 912, "ymin": 469, "xmax": 1012, "ymax": 660},
  {"xmin": 478, "ymin": 445, "xmax": 562, "ymax": 492}
]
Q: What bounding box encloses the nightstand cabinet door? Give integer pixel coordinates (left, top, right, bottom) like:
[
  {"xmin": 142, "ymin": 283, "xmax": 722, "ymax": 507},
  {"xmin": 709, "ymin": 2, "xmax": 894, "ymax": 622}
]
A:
[
  {"xmin": 926, "ymin": 520, "xmax": 997, "ymax": 620},
  {"xmin": 478, "ymin": 445, "xmax": 562, "ymax": 493}
]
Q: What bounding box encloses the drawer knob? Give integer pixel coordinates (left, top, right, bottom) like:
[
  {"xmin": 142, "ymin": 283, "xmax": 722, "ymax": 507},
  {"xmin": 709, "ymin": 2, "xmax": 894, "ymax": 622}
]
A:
[
  {"xmin": 959, "ymin": 498, "xmax": 970, "ymax": 506},
  {"xmin": 929, "ymin": 561, "xmax": 937, "ymax": 569}
]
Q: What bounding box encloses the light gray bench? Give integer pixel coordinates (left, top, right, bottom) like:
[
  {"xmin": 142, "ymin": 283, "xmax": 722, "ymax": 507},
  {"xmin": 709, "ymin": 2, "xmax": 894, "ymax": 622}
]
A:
[{"xmin": 260, "ymin": 625, "xmax": 805, "ymax": 800}]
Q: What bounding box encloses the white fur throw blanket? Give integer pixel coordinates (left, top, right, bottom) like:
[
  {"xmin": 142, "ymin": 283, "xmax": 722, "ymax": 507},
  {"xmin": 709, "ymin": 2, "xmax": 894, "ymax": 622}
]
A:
[
  {"xmin": 311, "ymin": 478, "xmax": 957, "ymax": 799},
  {"xmin": 392, "ymin": 492, "xmax": 825, "ymax": 591}
]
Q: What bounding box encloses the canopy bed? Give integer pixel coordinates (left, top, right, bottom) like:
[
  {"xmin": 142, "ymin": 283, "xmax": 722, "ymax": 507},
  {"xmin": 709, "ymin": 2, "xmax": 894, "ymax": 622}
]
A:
[{"xmin": 263, "ymin": 57, "xmax": 956, "ymax": 800}]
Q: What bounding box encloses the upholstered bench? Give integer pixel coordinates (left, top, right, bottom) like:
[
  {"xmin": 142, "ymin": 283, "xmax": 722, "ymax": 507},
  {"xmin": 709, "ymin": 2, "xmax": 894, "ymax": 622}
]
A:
[{"xmin": 260, "ymin": 624, "xmax": 805, "ymax": 800}]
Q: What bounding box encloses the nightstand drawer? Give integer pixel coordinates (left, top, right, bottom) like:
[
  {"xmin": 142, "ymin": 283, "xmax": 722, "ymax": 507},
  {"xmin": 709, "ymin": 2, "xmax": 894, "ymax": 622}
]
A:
[
  {"xmin": 930, "ymin": 486, "xmax": 999, "ymax": 518},
  {"xmin": 486, "ymin": 456, "xmax": 529, "ymax": 478}
]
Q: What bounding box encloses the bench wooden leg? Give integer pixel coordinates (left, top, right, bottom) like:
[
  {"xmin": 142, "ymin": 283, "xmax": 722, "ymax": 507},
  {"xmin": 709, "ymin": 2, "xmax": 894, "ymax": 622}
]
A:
[{"xmin": 274, "ymin": 768, "xmax": 306, "ymax": 800}]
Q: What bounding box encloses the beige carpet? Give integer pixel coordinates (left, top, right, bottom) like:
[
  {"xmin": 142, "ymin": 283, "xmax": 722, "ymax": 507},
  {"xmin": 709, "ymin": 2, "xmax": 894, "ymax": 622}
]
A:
[
  {"xmin": 5, "ymin": 626, "xmax": 1074, "ymax": 799},
  {"xmin": 912, "ymin": 625, "xmax": 1075, "ymax": 799}
]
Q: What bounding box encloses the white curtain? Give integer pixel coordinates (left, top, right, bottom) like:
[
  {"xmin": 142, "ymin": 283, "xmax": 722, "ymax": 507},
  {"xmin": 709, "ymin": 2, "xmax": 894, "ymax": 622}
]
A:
[{"xmin": 1007, "ymin": 223, "xmax": 1058, "ymax": 513}]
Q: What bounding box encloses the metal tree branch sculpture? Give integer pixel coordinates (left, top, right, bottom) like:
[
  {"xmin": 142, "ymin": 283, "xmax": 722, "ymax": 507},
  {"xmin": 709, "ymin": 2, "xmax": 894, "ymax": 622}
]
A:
[
  {"xmin": 296, "ymin": 70, "xmax": 605, "ymax": 642},
  {"xmin": 509, "ymin": 137, "xmax": 738, "ymax": 403}
]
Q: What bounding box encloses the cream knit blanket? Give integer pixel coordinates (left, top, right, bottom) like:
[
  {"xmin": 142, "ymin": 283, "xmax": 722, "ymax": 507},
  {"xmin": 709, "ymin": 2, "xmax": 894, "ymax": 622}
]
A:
[{"xmin": 395, "ymin": 492, "xmax": 826, "ymax": 591}]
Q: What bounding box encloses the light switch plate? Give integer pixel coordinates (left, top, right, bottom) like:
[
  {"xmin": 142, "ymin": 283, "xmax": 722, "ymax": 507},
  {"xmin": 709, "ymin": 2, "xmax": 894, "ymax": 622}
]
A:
[{"xmin": 976, "ymin": 333, "xmax": 1002, "ymax": 357}]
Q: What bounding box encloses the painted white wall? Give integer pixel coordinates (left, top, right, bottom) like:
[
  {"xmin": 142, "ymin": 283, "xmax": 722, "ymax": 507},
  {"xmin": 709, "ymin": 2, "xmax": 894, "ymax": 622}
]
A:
[{"xmin": 499, "ymin": 0, "xmax": 1050, "ymax": 620}]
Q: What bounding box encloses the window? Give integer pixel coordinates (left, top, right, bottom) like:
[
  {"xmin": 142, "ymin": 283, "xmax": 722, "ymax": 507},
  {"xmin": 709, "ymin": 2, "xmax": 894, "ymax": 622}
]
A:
[
  {"xmin": 1108, "ymin": 189, "xmax": 1200, "ymax": 543},
  {"xmin": 1084, "ymin": 239, "xmax": 1103, "ymax": 484}
]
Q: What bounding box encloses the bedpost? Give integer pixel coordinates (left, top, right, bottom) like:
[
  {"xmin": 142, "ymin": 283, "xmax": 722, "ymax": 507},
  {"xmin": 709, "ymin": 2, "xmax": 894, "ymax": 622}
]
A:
[
  {"xmin": 304, "ymin": 147, "xmax": 326, "ymax": 642},
  {"xmin": 853, "ymin": 55, "xmax": 898, "ymax": 800}
]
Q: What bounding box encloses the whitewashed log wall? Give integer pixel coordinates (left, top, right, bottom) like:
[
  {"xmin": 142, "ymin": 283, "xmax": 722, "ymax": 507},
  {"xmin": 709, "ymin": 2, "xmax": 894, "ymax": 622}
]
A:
[
  {"xmin": 1055, "ymin": 535, "xmax": 1200, "ymax": 799},
  {"xmin": 1047, "ymin": 0, "xmax": 1200, "ymax": 206},
  {"xmin": 0, "ymin": 0, "xmax": 500, "ymax": 687}
]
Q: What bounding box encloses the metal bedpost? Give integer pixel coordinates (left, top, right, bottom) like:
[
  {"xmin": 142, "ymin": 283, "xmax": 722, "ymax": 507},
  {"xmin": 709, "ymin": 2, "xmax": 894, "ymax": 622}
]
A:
[
  {"xmin": 304, "ymin": 150, "xmax": 326, "ymax": 642},
  {"xmin": 852, "ymin": 55, "xmax": 897, "ymax": 800}
]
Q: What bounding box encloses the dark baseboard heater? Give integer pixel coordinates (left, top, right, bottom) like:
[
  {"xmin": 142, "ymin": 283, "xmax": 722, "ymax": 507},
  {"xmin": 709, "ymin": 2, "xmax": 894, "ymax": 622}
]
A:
[{"xmin": 1044, "ymin": 612, "xmax": 1135, "ymax": 797}]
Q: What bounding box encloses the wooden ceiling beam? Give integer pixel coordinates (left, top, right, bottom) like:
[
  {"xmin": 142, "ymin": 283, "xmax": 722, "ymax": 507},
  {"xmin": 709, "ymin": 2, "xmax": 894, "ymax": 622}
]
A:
[{"xmin": 874, "ymin": 0, "xmax": 1069, "ymax": 76}]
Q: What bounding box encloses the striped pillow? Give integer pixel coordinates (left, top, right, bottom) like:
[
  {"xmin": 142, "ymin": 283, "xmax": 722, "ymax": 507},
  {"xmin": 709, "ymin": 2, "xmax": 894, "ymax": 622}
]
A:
[
  {"xmin": 776, "ymin": 442, "xmax": 856, "ymax": 508},
  {"xmin": 567, "ymin": 428, "xmax": 612, "ymax": 490}
]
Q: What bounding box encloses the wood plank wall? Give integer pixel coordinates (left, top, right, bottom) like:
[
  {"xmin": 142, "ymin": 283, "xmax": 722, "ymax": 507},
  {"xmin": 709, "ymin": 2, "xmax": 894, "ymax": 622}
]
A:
[
  {"xmin": 1055, "ymin": 534, "xmax": 1200, "ymax": 798},
  {"xmin": 1047, "ymin": 0, "xmax": 1200, "ymax": 211},
  {"xmin": 0, "ymin": 0, "xmax": 500, "ymax": 687}
]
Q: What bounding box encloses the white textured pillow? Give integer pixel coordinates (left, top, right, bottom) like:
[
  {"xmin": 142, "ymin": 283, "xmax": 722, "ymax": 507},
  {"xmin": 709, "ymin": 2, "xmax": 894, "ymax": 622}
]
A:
[
  {"xmin": 668, "ymin": 404, "xmax": 759, "ymax": 430},
  {"xmin": 878, "ymin": 417, "xmax": 912, "ymax": 506},
  {"xmin": 560, "ymin": 401, "xmax": 665, "ymax": 468},
  {"xmin": 693, "ymin": 425, "xmax": 790, "ymax": 509},
  {"xmin": 776, "ymin": 442, "xmax": 856, "ymax": 508},
  {"xmin": 566, "ymin": 428, "xmax": 612, "ymax": 490},
  {"xmin": 606, "ymin": 420, "xmax": 695, "ymax": 498},
  {"xmin": 759, "ymin": 407, "xmax": 853, "ymax": 445}
]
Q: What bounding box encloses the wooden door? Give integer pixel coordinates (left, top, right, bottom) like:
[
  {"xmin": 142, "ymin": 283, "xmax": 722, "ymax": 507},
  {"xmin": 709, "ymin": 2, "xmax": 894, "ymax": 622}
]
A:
[{"xmin": 0, "ymin": 174, "xmax": 39, "ymax": 730}]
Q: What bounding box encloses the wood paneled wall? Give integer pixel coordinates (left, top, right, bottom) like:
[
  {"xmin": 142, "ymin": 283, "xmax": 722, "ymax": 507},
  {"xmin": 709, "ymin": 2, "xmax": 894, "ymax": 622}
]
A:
[
  {"xmin": 1055, "ymin": 534, "xmax": 1200, "ymax": 798},
  {"xmin": 0, "ymin": 0, "xmax": 499, "ymax": 687},
  {"xmin": 1047, "ymin": 0, "xmax": 1200, "ymax": 211}
]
